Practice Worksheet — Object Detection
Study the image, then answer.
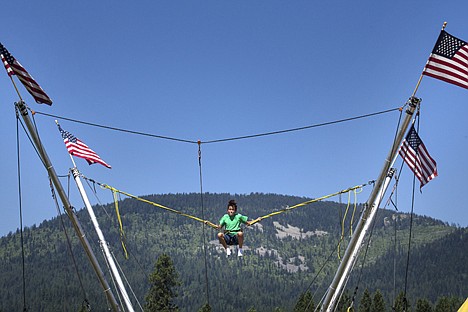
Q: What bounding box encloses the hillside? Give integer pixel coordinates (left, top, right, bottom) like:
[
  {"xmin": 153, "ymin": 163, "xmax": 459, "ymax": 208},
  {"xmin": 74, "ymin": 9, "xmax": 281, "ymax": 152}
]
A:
[{"xmin": 0, "ymin": 192, "xmax": 464, "ymax": 311}]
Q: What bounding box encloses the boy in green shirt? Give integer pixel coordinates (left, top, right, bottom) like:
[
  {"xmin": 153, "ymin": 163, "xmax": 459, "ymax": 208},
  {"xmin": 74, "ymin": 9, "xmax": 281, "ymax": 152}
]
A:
[{"xmin": 217, "ymin": 199, "xmax": 260, "ymax": 257}]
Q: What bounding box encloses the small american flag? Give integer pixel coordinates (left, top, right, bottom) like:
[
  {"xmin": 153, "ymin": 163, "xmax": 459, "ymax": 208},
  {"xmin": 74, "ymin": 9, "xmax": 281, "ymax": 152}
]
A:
[
  {"xmin": 0, "ymin": 42, "xmax": 53, "ymax": 105},
  {"xmin": 399, "ymin": 125, "xmax": 437, "ymax": 188},
  {"xmin": 422, "ymin": 30, "xmax": 468, "ymax": 89},
  {"xmin": 58, "ymin": 124, "xmax": 111, "ymax": 169}
]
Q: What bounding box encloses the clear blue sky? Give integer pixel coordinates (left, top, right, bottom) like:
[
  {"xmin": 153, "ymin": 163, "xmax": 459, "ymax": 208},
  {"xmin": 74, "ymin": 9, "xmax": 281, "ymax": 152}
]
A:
[{"xmin": 1, "ymin": 1, "xmax": 467, "ymax": 236}]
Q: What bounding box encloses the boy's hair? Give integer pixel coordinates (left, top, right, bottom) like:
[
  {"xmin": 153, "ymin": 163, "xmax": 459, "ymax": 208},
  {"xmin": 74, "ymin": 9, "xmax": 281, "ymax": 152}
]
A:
[{"xmin": 228, "ymin": 199, "xmax": 237, "ymax": 211}]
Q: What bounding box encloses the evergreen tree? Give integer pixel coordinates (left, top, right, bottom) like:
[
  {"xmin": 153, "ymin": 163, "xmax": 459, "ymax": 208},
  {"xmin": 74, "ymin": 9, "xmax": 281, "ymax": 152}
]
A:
[
  {"xmin": 358, "ymin": 289, "xmax": 372, "ymax": 312},
  {"xmin": 393, "ymin": 291, "xmax": 409, "ymax": 312},
  {"xmin": 371, "ymin": 290, "xmax": 386, "ymax": 312},
  {"xmin": 294, "ymin": 290, "xmax": 314, "ymax": 311},
  {"xmin": 434, "ymin": 296, "xmax": 450, "ymax": 312},
  {"xmin": 435, "ymin": 296, "xmax": 462, "ymax": 312},
  {"xmin": 415, "ymin": 298, "xmax": 433, "ymax": 312},
  {"xmin": 144, "ymin": 254, "xmax": 181, "ymax": 312}
]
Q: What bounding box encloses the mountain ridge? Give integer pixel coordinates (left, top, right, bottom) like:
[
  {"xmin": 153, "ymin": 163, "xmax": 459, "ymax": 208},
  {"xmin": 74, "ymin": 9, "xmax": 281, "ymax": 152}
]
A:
[{"xmin": 0, "ymin": 192, "xmax": 464, "ymax": 311}]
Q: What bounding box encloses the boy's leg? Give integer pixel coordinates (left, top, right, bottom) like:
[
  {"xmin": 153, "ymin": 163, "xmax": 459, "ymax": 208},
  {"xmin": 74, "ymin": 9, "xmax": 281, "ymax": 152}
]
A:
[
  {"xmin": 237, "ymin": 232, "xmax": 244, "ymax": 257},
  {"xmin": 218, "ymin": 232, "xmax": 232, "ymax": 256},
  {"xmin": 217, "ymin": 232, "xmax": 228, "ymax": 249},
  {"xmin": 237, "ymin": 231, "xmax": 244, "ymax": 248}
]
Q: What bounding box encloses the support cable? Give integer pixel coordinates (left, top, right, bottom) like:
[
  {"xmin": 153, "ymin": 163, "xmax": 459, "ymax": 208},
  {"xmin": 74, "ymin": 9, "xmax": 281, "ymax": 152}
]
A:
[
  {"xmin": 83, "ymin": 177, "xmax": 148, "ymax": 277},
  {"xmin": 403, "ymin": 172, "xmax": 417, "ymax": 312},
  {"xmin": 391, "ymin": 181, "xmax": 399, "ymax": 310},
  {"xmin": 16, "ymin": 110, "xmax": 28, "ymax": 312},
  {"xmin": 197, "ymin": 141, "xmax": 211, "ymax": 307},
  {"xmin": 48, "ymin": 177, "xmax": 90, "ymax": 308},
  {"xmin": 249, "ymin": 184, "xmax": 367, "ymax": 226},
  {"xmin": 303, "ymin": 200, "xmax": 366, "ymax": 311},
  {"xmin": 337, "ymin": 191, "xmax": 353, "ymax": 259},
  {"xmin": 15, "ymin": 107, "xmax": 47, "ymax": 168},
  {"xmin": 202, "ymin": 107, "xmax": 401, "ymax": 144},
  {"xmin": 99, "ymin": 243, "xmax": 125, "ymax": 311},
  {"xmin": 381, "ymin": 170, "xmax": 403, "ymax": 312},
  {"xmin": 402, "ymin": 117, "xmax": 421, "ymax": 312},
  {"xmin": 33, "ymin": 107, "xmax": 401, "ymax": 145},
  {"xmin": 302, "ymin": 237, "xmax": 349, "ymax": 311},
  {"xmin": 72, "ymin": 211, "xmax": 115, "ymax": 312},
  {"xmin": 93, "ymin": 180, "xmax": 367, "ymax": 229},
  {"xmin": 32, "ymin": 109, "xmax": 196, "ymax": 144},
  {"xmin": 110, "ymin": 250, "xmax": 144, "ymax": 311}
]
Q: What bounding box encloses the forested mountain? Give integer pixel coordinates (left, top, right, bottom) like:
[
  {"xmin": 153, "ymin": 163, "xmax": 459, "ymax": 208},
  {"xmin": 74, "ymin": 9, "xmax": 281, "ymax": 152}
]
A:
[{"xmin": 0, "ymin": 192, "xmax": 465, "ymax": 311}]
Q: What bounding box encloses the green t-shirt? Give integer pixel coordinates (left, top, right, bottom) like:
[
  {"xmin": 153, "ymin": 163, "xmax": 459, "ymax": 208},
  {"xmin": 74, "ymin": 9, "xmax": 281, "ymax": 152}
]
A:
[{"xmin": 219, "ymin": 213, "xmax": 248, "ymax": 234}]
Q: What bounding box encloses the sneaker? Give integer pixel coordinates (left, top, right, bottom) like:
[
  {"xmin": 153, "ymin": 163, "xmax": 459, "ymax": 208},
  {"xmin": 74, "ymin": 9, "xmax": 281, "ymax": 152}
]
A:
[
  {"xmin": 226, "ymin": 248, "xmax": 232, "ymax": 257},
  {"xmin": 237, "ymin": 249, "xmax": 243, "ymax": 257}
]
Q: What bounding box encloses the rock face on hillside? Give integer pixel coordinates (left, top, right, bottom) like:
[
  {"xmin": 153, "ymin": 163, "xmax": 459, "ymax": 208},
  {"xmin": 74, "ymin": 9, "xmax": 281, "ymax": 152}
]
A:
[{"xmin": 273, "ymin": 221, "xmax": 328, "ymax": 239}]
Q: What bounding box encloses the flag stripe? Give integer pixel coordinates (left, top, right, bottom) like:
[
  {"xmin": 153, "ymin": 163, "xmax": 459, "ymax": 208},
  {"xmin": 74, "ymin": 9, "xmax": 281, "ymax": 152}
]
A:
[
  {"xmin": 423, "ymin": 55, "xmax": 468, "ymax": 88},
  {"xmin": 418, "ymin": 145, "xmax": 438, "ymax": 183},
  {"xmin": 399, "ymin": 125, "xmax": 437, "ymax": 188},
  {"xmin": 1, "ymin": 54, "xmax": 13, "ymax": 76},
  {"xmin": 422, "ymin": 30, "xmax": 468, "ymax": 90},
  {"xmin": 0, "ymin": 42, "xmax": 52, "ymax": 105},
  {"xmin": 423, "ymin": 69, "xmax": 468, "ymax": 90},
  {"xmin": 64, "ymin": 139, "xmax": 111, "ymax": 168},
  {"xmin": 424, "ymin": 64, "xmax": 467, "ymax": 84},
  {"xmin": 59, "ymin": 125, "xmax": 111, "ymax": 169},
  {"xmin": 10, "ymin": 60, "xmax": 53, "ymax": 104},
  {"xmin": 426, "ymin": 52, "xmax": 468, "ymax": 77}
]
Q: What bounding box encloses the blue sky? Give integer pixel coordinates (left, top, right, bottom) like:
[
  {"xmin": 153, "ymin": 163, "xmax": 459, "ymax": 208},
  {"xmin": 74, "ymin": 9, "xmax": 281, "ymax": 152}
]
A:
[{"xmin": 1, "ymin": 1, "xmax": 467, "ymax": 236}]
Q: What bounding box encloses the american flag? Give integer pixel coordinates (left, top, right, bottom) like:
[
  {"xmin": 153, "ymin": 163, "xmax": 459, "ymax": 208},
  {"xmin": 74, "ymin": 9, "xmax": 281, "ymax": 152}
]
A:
[
  {"xmin": 399, "ymin": 125, "xmax": 437, "ymax": 188},
  {"xmin": 422, "ymin": 30, "xmax": 468, "ymax": 89},
  {"xmin": 58, "ymin": 124, "xmax": 111, "ymax": 169},
  {"xmin": 0, "ymin": 42, "xmax": 53, "ymax": 105}
]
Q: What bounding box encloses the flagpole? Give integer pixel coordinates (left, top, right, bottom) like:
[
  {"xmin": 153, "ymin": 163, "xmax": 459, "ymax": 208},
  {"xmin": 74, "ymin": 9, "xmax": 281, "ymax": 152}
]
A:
[
  {"xmin": 15, "ymin": 101, "xmax": 121, "ymax": 311},
  {"xmin": 320, "ymin": 24, "xmax": 447, "ymax": 309},
  {"xmin": 411, "ymin": 22, "xmax": 448, "ymax": 97},
  {"xmin": 55, "ymin": 120, "xmax": 134, "ymax": 311},
  {"xmin": 2, "ymin": 51, "xmax": 24, "ymax": 102},
  {"xmin": 71, "ymin": 167, "xmax": 135, "ymax": 312},
  {"xmin": 320, "ymin": 97, "xmax": 420, "ymax": 311},
  {"xmin": 8, "ymin": 75, "xmax": 24, "ymax": 102}
]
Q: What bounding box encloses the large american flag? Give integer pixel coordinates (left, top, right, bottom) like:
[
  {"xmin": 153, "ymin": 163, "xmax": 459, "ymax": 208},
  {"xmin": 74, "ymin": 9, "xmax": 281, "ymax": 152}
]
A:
[
  {"xmin": 0, "ymin": 42, "xmax": 53, "ymax": 105},
  {"xmin": 422, "ymin": 30, "xmax": 468, "ymax": 89},
  {"xmin": 399, "ymin": 125, "xmax": 437, "ymax": 188},
  {"xmin": 58, "ymin": 124, "xmax": 111, "ymax": 169}
]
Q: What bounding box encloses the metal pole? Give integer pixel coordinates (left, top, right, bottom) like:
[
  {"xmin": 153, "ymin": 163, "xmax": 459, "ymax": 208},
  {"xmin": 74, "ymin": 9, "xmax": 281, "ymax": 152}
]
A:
[
  {"xmin": 321, "ymin": 97, "xmax": 419, "ymax": 311},
  {"xmin": 71, "ymin": 168, "xmax": 134, "ymax": 312},
  {"xmin": 15, "ymin": 101, "xmax": 120, "ymax": 311}
]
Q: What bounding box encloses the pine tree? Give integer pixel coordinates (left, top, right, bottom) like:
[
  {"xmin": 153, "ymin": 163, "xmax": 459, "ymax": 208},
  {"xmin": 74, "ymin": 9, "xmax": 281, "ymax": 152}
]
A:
[
  {"xmin": 358, "ymin": 288, "xmax": 372, "ymax": 312},
  {"xmin": 144, "ymin": 253, "xmax": 181, "ymax": 312},
  {"xmin": 393, "ymin": 291, "xmax": 409, "ymax": 312},
  {"xmin": 371, "ymin": 290, "xmax": 386, "ymax": 312},
  {"xmin": 415, "ymin": 298, "xmax": 433, "ymax": 312},
  {"xmin": 435, "ymin": 296, "xmax": 462, "ymax": 312}
]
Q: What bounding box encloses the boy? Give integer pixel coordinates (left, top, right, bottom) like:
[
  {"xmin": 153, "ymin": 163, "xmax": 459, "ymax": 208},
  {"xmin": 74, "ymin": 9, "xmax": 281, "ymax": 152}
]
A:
[{"xmin": 217, "ymin": 199, "xmax": 260, "ymax": 257}]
